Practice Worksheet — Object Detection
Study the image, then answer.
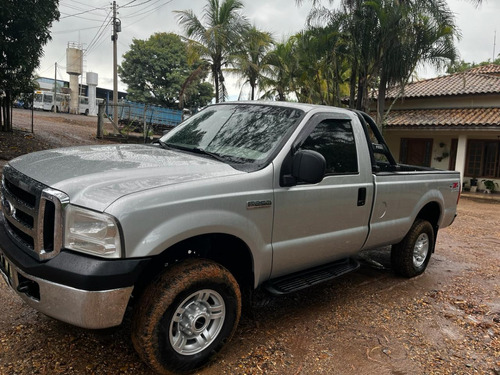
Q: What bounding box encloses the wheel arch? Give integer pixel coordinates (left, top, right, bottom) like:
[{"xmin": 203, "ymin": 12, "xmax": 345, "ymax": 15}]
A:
[
  {"xmin": 415, "ymin": 201, "xmax": 441, "ymax": 247},
  {"xmin": 133, "ymin": 233, "xmax": 255, "ymax": 300}
]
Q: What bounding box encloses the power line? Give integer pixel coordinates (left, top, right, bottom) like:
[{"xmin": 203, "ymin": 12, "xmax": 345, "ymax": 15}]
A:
[
  {"xmin": 52, "ymin": 25, "xmax": 104, "ymax": 34},
  {"xmin": 59, "ymin": 6, "xmax": 108, "ymax": 19},
  {"xmin": 120, "ymin": 0, "xmax": 137, "ymax": 7},
  {"xmin": 86, "ymin": 17, "xmax": 113, "ymax": 55},
  {"xmin": 85, "ymin": 10, "xmax": 113, "ymax": 55},
  {"xmin": 119, "ymin": 0, "xmax": 164, "ymax": 18},
  {"xmin": 120, "ymin": 0, "xmax": 155, "ymax": 8},
  {"xmin": 59, "ymin": 12, "xmax": 108, "ymax": 22},
  {"xmin": 38, "ymin": 52, "xmax": 67, "ymax": 75},
  {"xmin": 120, "ymin": 0, "xmax": 173, "ymax": 22},
  {"xmin": 64, "ymin": 0, "xmax": 102, "ymax": 8}
]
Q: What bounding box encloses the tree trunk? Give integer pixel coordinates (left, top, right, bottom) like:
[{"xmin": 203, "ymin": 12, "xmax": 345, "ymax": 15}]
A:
[
  {"xmin": 356, "ymin": 75, "xmax": 365, "ymax": 111},
  {"xmin": 377, "ymin": 70, "xmax": 388, "ymax": 133},
  {"xmin": 349, "ymin": 60, "xmax": 358, "ymax": 109},
  {"xmin": 6, "ymin": 91, "xmax": 12, "ymax": 131},
  {"xmin": 0, "ymin": 96, "xmax": 3, "ymax": 131},
  {"xmin": 213, "ymin": 65, "xmax": 220, "ymax": 104}
]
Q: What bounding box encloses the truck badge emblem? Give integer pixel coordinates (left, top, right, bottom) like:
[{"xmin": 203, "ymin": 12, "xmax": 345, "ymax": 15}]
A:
[{"xmin": 247, "ymin": 200, "xmax": 272, "ymax": 209}]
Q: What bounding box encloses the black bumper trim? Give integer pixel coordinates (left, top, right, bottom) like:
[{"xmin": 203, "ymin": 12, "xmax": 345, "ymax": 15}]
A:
[{"xmin": 0, "ymin": 214, "xmax": 151, "ymax": 291}]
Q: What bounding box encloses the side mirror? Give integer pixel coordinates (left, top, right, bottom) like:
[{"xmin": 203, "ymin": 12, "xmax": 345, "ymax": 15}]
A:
[{"xmin": 291, "ymin": 149, "xmax": 326, "ymax": 185}]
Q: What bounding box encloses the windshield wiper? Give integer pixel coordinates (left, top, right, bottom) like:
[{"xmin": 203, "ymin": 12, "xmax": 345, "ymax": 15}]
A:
[
  {"xmin": 154, "ymin": 139, "xmax": 169, "ymax": 149},
  {"xmin": 158, "ymin": 143, "xmax": 242, "ymax": 164},
  {"xmin": 192, "ymin": 147, "xmax": 229, "ymax": 163}
]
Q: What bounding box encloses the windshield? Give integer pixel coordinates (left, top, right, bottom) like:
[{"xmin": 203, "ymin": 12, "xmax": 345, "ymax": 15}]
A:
[{"xmin": 160, "ymin": 104, "xmax": 304, "ymax": 171}]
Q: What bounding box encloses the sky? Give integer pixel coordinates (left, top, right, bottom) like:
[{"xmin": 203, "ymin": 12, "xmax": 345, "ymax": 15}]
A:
[{"xmin": 37, "ymin": 0, "xmax": 500, "ymax": 99}]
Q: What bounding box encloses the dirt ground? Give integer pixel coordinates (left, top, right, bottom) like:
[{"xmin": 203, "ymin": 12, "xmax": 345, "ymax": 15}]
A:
[{"xmin": 0, "ymin": 109, "xmax": 499, "ymax": 375}]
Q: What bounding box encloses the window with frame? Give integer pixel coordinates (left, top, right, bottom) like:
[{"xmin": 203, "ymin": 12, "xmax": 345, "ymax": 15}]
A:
[
  {"xmin": 400, "ymin": 138, "xmax": 433, "ymax": 167},
  {"xmin": 300, "ymin": 119, "xmax": 358, "ymax": 175},
  {"xmin": 465, "ymin": 140, "xmax": 500, "ymax": 178}
]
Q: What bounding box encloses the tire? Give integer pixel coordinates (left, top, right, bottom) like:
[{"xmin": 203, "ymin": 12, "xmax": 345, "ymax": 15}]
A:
[
  {"xmin": 391, "ymin": 219, "xmax": 434, "ymax": 278},
  {"xmin": 85, "ymin": 109, "xmax": 89, "ymax": 116},
  {"xmin": 132, "ymin": 259, "xmax": 241, "ymax": 375}
]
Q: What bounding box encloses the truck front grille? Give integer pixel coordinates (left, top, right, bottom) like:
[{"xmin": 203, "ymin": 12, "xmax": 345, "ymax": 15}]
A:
[{"xmin": 1, "ymin": 165, "xmax": 68, "ymax": 261}]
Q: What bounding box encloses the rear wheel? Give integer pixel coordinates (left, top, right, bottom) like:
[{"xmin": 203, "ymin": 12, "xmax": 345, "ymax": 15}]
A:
[
  {"xmin": 132, "ymin": 259, "xmax": 241, "ymax": 374},
  {"xmin": 391, "ymin": 219, "xmax": 434, "ymax": 278}
]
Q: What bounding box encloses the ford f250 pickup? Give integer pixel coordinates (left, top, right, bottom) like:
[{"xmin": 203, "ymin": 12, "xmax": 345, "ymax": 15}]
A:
[{"xmin": 0, "ymin": 102, "xmax": 460, "ymax": 374}]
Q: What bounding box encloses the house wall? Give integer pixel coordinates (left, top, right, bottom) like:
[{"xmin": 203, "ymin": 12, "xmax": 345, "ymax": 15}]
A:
[
  {"xmin": 385, "ymin": 94, "xmax": 500, "ymax": 110},
  {"xmin": 385, "ymin": 128, "xmax": 500, "ymax": 190}
]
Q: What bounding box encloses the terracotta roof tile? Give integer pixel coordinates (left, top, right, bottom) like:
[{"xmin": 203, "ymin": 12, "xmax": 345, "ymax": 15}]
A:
[
  {"xmin": 382, "ymin": 108, "xmax": 500, "ymax": 128},
  {"xmin": 467, "ymin": 64, "xmax": 500, "ymax": 75},
  {"xmin": 385, "ymin": 70, "xmax": 500, "ymax": 99}
]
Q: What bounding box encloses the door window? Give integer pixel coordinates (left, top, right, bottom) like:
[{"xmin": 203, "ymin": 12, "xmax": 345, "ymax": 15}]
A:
[{"xmin": 300, "ymin": 119, "xmax": 358, "ymax": 175}]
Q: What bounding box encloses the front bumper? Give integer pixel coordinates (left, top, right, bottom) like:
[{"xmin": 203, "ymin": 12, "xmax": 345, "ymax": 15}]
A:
[
  {"xmin": 1, "ymin": 257, "xmax": 133, "ymax": 329},
  {"xmin": 0, "ymin": 215, "xmax": 150, "ymax": 329}
]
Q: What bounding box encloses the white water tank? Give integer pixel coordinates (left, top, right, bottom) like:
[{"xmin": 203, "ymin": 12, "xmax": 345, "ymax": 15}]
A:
[
  {"xmin": 86, "ymin": 72, "xmax": 98, "ymax": 116},
  {"xmin": 66, "ymin": 43, "xmax": 83, "ymax": 114},
  {"xmin": 66, "ymin": 47, "xmax": 83, "ymax": 75}
]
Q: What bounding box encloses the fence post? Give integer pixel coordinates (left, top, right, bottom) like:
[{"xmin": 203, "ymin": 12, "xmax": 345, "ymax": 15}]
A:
[
  {"xmin": 97, "ymin": 102, "xmax": 104, "ymax": 138},
  {"xmin": 143, "ymin": 104, "xmax": 148, "ymax": 144}
]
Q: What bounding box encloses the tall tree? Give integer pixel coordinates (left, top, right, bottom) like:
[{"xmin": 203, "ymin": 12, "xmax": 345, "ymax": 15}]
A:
[
  {"xmin": 293, "ymin": 25, "xmax": 350, "ymax": 106},
  {"xmin": 370, "ymin": 0, "xmax": 458, "ymax": 127},
  {"xmin": 230, "ymin": 26, "xmax": 273, "ymax": 100},
  {"xmin": 119, "ymin": 33, "xmax": 213, "ymax": 108},
  {"xmin": 176, "ymin": 0, "xmax": 249, "ymax": 103},
  {"xmin": 302, "ymin": 0, "xmax": 458, "ymax": 128},
  {"xmin": 0, "ymin": 0, "xmax": 59, "ymax": 131},
  {"xmin": 260, "ymin": 39, "xmax": 299, "ymax": 101}
]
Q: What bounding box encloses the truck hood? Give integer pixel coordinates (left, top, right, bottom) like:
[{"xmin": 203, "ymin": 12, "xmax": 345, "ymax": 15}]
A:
[{"xmin": 9, "ymin": 144, "xmax": 243, "ymax": 211}]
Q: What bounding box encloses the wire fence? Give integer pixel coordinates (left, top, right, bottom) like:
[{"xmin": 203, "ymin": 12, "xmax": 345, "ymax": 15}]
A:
[{"xmin": 97, "ymin": 101, "xmax": 183, "ymax": 142}]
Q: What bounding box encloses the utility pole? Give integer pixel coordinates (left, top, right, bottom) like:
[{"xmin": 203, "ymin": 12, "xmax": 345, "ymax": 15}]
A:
[
  {"xmin": 112, "ymin": 1, "xmax": 119, "ymax": 131},
  {"xmin": 494, "ymin": 30, "xmax": 497, "ymax": 62},
  {"xmin": 53, "ymin": 62, "xmax": 57, "ymax": 113}
]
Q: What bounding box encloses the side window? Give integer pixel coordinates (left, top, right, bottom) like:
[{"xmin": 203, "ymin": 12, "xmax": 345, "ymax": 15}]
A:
[{"xmin": 300, "ymin": 119, "xmax": 358, "ymax": 175}]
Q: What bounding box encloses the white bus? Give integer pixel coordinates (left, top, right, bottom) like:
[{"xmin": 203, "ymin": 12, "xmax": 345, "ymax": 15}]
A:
[
  {"xmin": 32, "ymin": 91, "xmax": 103, "ymax": 115},
  {"xmin": 78, "ymin": 96, "xmax": 104, "ymax": 115},
  {"xmin": 33, "ymin": 91, "xmax": 69, "ymax": 113}
]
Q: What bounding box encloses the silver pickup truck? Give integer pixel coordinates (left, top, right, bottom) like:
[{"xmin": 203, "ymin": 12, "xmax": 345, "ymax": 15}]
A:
[{"xmin": 1, "ymin": 102, "xmax": 460, "ymax": 374}]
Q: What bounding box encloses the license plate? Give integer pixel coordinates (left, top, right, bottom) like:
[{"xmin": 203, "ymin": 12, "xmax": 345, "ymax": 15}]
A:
[{"xmin": 0, "ymin": 253, "xmax": 14, "ymax": 287}]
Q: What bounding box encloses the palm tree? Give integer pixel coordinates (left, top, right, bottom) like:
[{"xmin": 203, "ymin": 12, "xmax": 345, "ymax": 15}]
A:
[
  {"xmin": 299, "ymin": 0, "xmax": 458, "ymax": 122},
  {"xmin": 175, "ymin": 0, "xmax": 249, "ymax": 103},
  {"xmin": 291, "ymin": 26, "xmax": 349, "ymax": 106},
  {"xmin": 230, "ymin": 26, "xmax": 273, "ymax": 100},
  {"xmin": 260, "ymin": 39, "xmax": 299, "ymax": 101},
  {"xmin": 368, "ymin": 0, "xmax": 458, "ymax": 127}
]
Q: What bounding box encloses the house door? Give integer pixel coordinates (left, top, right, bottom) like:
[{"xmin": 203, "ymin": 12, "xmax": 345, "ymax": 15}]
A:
[{"xmin": 400, "ymin": 138, "xmax": 433, "ymax": 167}]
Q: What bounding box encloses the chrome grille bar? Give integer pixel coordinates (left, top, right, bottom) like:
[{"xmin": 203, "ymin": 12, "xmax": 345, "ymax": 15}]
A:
[{"xmin": 1, "ymin": 165, "xmax": 69, "ymax": 261}]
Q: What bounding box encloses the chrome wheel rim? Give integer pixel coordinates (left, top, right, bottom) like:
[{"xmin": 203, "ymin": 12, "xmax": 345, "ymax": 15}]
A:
[
  {"xmin": 169, "ymin": 289, "xmax": 225, "ymax": 355},
  {"xmin": 413, "ymin": 233, "xmax": 429, "ymax": 268}
]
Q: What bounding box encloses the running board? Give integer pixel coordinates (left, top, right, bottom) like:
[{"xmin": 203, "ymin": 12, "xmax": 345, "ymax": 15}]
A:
[{"xmin": 264, "ymin": 258, "xmax": 360, "ymax": 295}]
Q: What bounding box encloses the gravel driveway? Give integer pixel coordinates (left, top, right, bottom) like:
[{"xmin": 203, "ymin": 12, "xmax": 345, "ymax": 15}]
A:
[{"xmin": 0, "ymin": 109, "xmax": 499, "ymax": 375}]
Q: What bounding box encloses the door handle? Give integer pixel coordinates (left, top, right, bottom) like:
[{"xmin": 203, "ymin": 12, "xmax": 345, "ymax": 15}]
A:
[{"xmin": 357, "ymin": 188, "xmax": 366, "ymax": 206}]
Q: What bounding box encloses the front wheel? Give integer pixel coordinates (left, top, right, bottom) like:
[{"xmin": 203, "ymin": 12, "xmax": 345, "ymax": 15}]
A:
[
  {"xmin": 132, "ymin": 259, "xmax": 241, "ymax": 374},
  {"xmin": 391, "ymin": 219, "xmax": 435, "ymax": 278}
]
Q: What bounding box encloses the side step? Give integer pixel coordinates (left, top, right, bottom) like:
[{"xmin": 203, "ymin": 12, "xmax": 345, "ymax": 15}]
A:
[{"xmin": 264, "ymin": 258, "xmax": 360, "ymax": 295}]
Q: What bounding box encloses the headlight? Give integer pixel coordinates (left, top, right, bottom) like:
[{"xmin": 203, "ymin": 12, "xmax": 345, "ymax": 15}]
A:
[{"xmin": 64, "ymin": 205, "xmax": 122, "ymax": 258}]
